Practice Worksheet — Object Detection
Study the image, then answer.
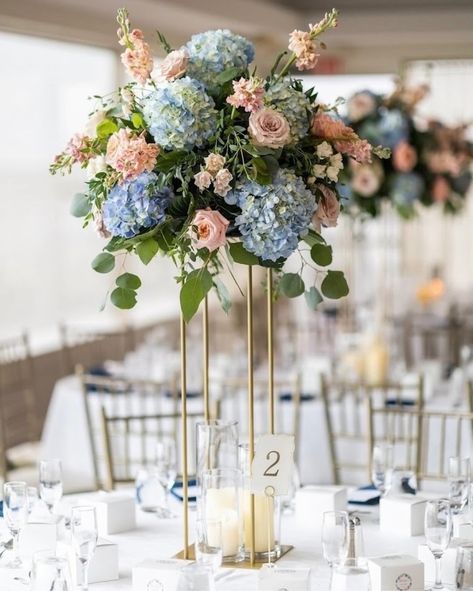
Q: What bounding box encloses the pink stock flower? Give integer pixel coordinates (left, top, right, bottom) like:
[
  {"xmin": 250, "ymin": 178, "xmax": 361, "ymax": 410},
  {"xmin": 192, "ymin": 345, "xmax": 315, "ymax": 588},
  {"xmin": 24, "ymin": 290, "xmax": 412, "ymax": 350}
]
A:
[
  {"xmin": 120, "ymin": 28, "xmax": 153, "ymax": 85},
  {"xmin": 194, "ymin": 170, "xmax": 213, "ymax": 191},
  {"xmin": 158, "ymin": 48, "xmax": 189, "ymax": 81},
  {"xmin": 213, "ymin": 168, "xmax": 233, "ymax": 197},
  {"xmin": 312, "ymin": 184, "xmax": 340, "ymax": 231},
  {"xmin": 226, "ymin": 78, "xmax": 265, "ymax": 113},
  {"xmin": 106, "ymin": 128, "xmax": 159, "ymax": 181},
  {"xmin": 191, "ymin": 208, "xmax": 229, "ymax": 251},
  {"xmin": 65, "ymin": 134, "xmax": 91, "ymax": 163},
  {"xmin": 288, "ymin": 30, "xmax": 319, "ymax": 71},
  {"xmin": 311, "ymin": 113, "xmax": 372, "ymax": 163},
  {"xmin": 432, "ymin": 176, "xmax": 451, "ymax": 203},
  {"xmin": 248, "ymin": 107, "xmax": 291, "ymax": 149},
  {"xmin": 393, "ymin": 141, "xmax": 418, "ymax": 172}
]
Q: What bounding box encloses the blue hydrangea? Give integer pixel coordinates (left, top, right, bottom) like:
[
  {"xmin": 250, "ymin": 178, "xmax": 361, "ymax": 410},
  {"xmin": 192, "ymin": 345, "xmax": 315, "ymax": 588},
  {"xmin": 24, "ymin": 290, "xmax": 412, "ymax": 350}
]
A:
[
  {"xmin": 391, "ymin": 172, "xmax": 424, "ymax": 206},
  {"xmin": 186, "ymin": 30, "xmax": 255, "ymax": 88},
  {"xmin": 225, "ymin": 169, "xmax": 315, "ymax": 261},
  {"xmin": 142, "ymin": 77, "xmax": 218, "ymax": 151},
  {"xmin": 103, "ymin": 172, "xmax": 172, "ymax": 238},
  {"xmin": 265, "ymin": 81, "xmax": 312, "ymax": 142},
  {"xmin": 375, "ymin": 108, "xmax": 409, "ymax": 148}
]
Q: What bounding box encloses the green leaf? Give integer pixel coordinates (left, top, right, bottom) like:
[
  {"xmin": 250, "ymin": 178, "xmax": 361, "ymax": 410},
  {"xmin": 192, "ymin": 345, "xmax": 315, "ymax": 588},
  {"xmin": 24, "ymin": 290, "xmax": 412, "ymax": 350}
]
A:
[
  {"xmin": 279, "ymin": 273, "xmax": 305, "ymax": 298},
  {"xmin": 229, "ymin": 242, "xmax": 259, "ymax": 266},
  {"xmin": 251, "ymin": 157, "xmax": 272, "ymax": 185},
  {"xmin": 321, "ymin": 271, "xmax": 349, "ymax": 299},
  {"xmin": 305, "ymin": 287, "xmax": 323, "ymax": 310},
  {"xmin": 110, "ymin": 287, "xmax": 137, "ymax": 309},
  {"xmin": 104, "ymin": 236, "xmax": 127, "ymax": 253},
  {"xmin": 136, "ymin": 239, "xmax": 159, "ymax": 265},
  {"xmin": 215, "ymin": 66, "xmax": 242, "ymax": 84},
  {"xmin": 214, "ymin": 277, "xmax": 232, "ymax": 314},
  {"xmin": 155, "ymin": 150, "xmax": 189, "ymax": 173},
  {"xmin": 180, "ymin": 268, "xmax": 213, "ymax": 322},
  {"xmin": 310, "ymin": 243, "xmax": 333, "ymax": 267},
  {"xmin": 91, "ymin": 252, "xmax": 115, "ymax": 274},
  {"xmin": 116, "ymin": 272, "xmax": 142, "ymax": 290},
  {"xmin": 303, "ymin": 229, "xmax": 326, "ymax": 247},
  {"xmin": 131, "ymin": 112, "xmax": 144, "ymax": 129},
  {"xmin": 96, "ymin": 119, "xmax": 118, "ymax": 138},
  {"xmin": 261, "ymin": 154, "xmax": 279, "ymax": 179},
  {"xmin": 70, "ymin": 193, "xmax": 90, "ymax": 218}
]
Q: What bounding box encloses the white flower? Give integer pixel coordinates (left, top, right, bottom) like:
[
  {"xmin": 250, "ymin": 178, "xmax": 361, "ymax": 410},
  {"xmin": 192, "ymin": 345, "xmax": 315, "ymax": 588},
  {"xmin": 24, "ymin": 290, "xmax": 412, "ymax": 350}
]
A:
[
  {"xmin": 86, "ymin": 155, "xmax": 107, "ymax": 179},
  {"xmin": 316, "ymin": 141, "xmax": 333, "ymax": 158},
  {"xmin": 85, "ymin": 110, "xmax": 107, "ymax": 137},
  {"xmin": 326, "ymin": 166, "xmax": 340, "ymax": 182},
  {"xmin": 312, "ymin": 164, "xmax": 326, "ymax": 178},
  {"xmin": 330, "ymin": 153, "xmax": 344, "ymax": 171}
]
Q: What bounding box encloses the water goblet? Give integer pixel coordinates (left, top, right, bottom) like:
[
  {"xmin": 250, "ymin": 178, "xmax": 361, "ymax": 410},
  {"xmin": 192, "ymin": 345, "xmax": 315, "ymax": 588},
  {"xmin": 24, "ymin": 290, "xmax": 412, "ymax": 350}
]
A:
[
  {"xmin": 195, "ymin": 518, "xmax": 223, "ymax": 572},
  {"xmin": 3, "ymin": 481, "xmax": 28, "ymax": 569},
  {"xmin": 39, "ymin": 458, "xmax": 63, "ymax": 515},
  {"xmin": 371, "ymin": 443, "xmax": 394, "ymax": 497},
  {"xmin": 155, "ymin": 438, "xmax": 177, "ymax": 518},
  {"xmin": 31, "ymin": 550, "xmax": 73, "ymax": 591},
  {"xmin": 448, "ymin": 456, "xmax": 471, "ymax": 514},
  {"xmin": 425, "ymin": 499, "xmax": 452, "ymax": 591},
  {"xmin": 71, "ymin": 506, "xmax": 98, "ymax": 591}
]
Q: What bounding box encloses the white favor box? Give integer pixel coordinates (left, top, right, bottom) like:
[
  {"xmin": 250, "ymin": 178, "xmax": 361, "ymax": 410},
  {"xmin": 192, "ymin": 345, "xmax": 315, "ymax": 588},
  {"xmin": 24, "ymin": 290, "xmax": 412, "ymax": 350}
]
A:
[
  {"xmin": 258, "ymin": 564, "xmax": 311, "ymax": 591},
  {"xmin": 368, "ymin": 554, "xmax": 424, "ymax": 591},
  {"xmin": 453, "ymin": 514, "xmax": 473, "ymax": 540},
  {"xmin": 379, "ymin": 496, "xmax": 426, "ymax": 536},
  {"xmin": 94, "ymin": 493, "xmax": 136, "ymax": 535},
  {"xmin": 20, "ymin": 516, "xmax": 60, "ymax": 558},
  {"xmin": 295, "ymin": 486, "xmax": 347, "ymax": 529},
  {"xmin": 58, "ymin": 538, "xmax": 118, "ymax": 584},
  {"xmin": 132, "ymin": 558, "xmax": 192, "ymax": 591},
  {"xmin": 418, "ymin": 538, "xmax": 469, "ymax": 587}
]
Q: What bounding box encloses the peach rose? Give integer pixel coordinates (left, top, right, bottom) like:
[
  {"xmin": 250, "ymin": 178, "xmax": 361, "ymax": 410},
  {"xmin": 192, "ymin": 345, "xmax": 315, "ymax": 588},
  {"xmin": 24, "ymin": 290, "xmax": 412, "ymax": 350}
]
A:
[
  {"xmin": 312, "ymin": 184, "xmax": 340, "ymax": 231},
  {"xmin": 213, "ymin": 168, "xmax": 233, "ymax": 197},
  {"xmin": 194, "ymin": 170, "xmax": 212, "ymax": 191},
  {"xmin": 248, "ymin": 108, "xmax": 291, "ymax": 149},
  {"xmin": 393, "ymin": 141, "xmax": 418, "ymax": 172},
  {"xmin": 158, "ymin": 48, "xmax": 189, "ymax": 81},
  {"xmin": 432, "ymin": 176, "xmax": 451, "ymax": 203},
  {"xmin": 191, "ymin": 208, "xmax": 229, "ymax": 251},
  {"xmin": 204, "ymin": 153, "xmax": 226, "ymax": 176}
]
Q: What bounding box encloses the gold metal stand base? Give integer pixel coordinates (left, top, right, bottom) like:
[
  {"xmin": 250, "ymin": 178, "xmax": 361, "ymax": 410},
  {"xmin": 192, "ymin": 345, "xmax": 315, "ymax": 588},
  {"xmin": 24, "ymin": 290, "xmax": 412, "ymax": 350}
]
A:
[{"xmin": 174, "ymin": 544, "xmax": 294, "ymax": 570}]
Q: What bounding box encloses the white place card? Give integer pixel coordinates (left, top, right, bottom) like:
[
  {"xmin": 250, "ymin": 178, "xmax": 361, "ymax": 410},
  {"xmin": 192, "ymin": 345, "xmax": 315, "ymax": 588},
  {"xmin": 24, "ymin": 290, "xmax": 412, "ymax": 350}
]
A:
[
  {"xmin": 368, "ymin": 554, "xmax": 424, "ymax": 591},
  {"xmin": 379, "ymin": 496, "xmax": 427, "ymax": 537},
  {"xmin": 20, "ymin": 516, "xmax": 61, "ymax": 558},
  {"xmin": 251, "ymin": 434, "xmax": 295, "ymax": 497},
  {"xmin": 258, "ymin": 564, "xmax": 311, "ymax": 591},
  {"xmin": 453, "ymin": 513, "xmax": 473, "ymax": 540},
  {"xmin": 94, "ymin": 492, "xmax": 136, "ymax": 535},
  {"xmin": 132, "ymin": 558, "xmax": 192, "ymax": 591},
  {"xmin": 295, "ymin": 486, "xmax": 347, "ymax": 530},
  {"xmin": 58, "ymin": 537, "xmax": 118, "ymax": 584}
]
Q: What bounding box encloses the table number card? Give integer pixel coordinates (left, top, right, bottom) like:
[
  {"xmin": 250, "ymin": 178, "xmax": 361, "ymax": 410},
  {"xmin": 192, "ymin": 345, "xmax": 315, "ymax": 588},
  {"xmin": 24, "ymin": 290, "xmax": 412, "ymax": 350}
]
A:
[
  {"xmin": 251, "ymin": 434, "xmax": 295, "ymax": 496},
  {"xmin": 257, "ymin": 564, "xmax": 311, "ymax": 591}
]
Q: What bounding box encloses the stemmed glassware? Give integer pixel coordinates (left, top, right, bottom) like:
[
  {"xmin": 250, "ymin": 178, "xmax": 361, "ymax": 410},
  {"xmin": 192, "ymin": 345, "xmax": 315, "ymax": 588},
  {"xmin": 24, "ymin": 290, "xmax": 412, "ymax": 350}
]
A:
[
  {"xmin": 71, "ymin": 506, "xmax": 98, "ymax": 591},
  {"xmin": 155, "ymin": 438, "xmax": 177, "ymax": 519},
  {"xmin": 448, "ymin": 456, "xmax": 471, "ymax": 514},
  {"xmin": 371, "ymin": 443, "xmax": 394, "ymax": 497},
  {"xmin": 455, "ymin": 543, "xmax": 473, "ymax": 590},
  {"xmin": 31, "ymin": 549, "xmax": 73, "ymax": 590},
  {"xmin": 425, "ymin": 499, "xmax": 452, "ymax": 591},
  {"xmin": 195, "ymin": 517, "xmax": 223, "ymax": 572},
  {"xmin": 3, "ymin": 481, "xmax": 28, "ymax": 569},
  {"xmin": 39, "ymin": 458, "xmax": 63, "ymax": 515}
]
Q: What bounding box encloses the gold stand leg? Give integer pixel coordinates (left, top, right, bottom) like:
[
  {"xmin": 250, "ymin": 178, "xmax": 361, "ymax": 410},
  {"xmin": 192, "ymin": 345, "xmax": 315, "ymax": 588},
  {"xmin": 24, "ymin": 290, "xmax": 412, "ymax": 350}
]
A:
[
  {"xmin": 180, "ymin": 313, "xmax": 189, "ymax": 559},
  {"xmin": 247, "ymin": 266, "xmax": 256, "ymax": 566},
  {"xmin": 203, "ymin": 296, "xmax": 210, "ymax": 423},
  {"xmin": 267, "ymin": 268, "xmax": 275, "ymax": 435}
]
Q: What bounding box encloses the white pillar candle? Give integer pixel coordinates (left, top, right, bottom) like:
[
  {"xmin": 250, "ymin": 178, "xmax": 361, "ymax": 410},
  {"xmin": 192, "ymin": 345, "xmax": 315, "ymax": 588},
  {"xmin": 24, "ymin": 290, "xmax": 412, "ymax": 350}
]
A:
[
  {"xmin": 243, "ymin": 491, "xmax": 275, "ymax": 554},
  {"xmin": 204, "ymin": 487, "xmax": 241, "ymax": 557}
]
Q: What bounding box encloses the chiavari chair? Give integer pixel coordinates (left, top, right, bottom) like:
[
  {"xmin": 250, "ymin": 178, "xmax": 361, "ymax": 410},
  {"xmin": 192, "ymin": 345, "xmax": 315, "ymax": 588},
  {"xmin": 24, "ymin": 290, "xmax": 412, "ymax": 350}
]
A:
[
  {"xmin": 100, "ymin": 408, "xmax": 206, "ymax": 491},
  {"xmin": 78, "ymin": 368, "xmax": 179, "ymax": 489},
  {"xmin": 367, "ymin": 400, "xmax": 473, "ymax": 489},
  {"xmin": 321, "ymin": 375, "xmax": 424, "ymax": 485},
  {"xmin": 0, "ymin": 333, "xmax": 39, "ymax": 482}
]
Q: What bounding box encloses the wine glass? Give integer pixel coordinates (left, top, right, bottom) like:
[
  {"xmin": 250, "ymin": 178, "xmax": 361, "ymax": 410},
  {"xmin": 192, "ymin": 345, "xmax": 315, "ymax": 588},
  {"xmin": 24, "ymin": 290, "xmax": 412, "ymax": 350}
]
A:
[
  {"xmin": 195, "ymin": 517, "xmax": 223, "ymax": 572},
  {"xmin": 71, "ymin": 506, "xmax": 98, "ymax": 591},
  {"xmin": 3, "ymin": 481, "xmax": 28, "ymax": 568},
  {"xmin": 155, "ymin": 438, "xmax": 177, "ymax": 518},
  {"xmin": 322, "ymin": 511, "xmax": 349, "ymax": 568},
  {"xmin": 425, "ymin": 499, "xmax": 452, "ymax": 591},
  {"xmin": 39, "ymin": 458, "xmax": 63, "ymax": 514},
  {"xmin": 27, "ymin": 486, "xmax": 40, "ymax": 516},
  {"xmin": 31, "ymin": 550, "xmax": 73, "ymax": 590},
  {"xmin": 448, "ymin": 456, "xmax": 471, "ymax": 514},
  {"xmin": 371, "ymin": 443, "xmax": 394, "ymax": 496}
]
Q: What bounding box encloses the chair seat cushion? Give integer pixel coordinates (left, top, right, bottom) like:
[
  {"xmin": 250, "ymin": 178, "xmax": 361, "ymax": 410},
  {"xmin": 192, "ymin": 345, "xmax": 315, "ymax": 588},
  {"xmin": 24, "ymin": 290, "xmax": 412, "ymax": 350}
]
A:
[{"xmin": 6, "ymin": 441, "xmax": 40, "ymax": 468}]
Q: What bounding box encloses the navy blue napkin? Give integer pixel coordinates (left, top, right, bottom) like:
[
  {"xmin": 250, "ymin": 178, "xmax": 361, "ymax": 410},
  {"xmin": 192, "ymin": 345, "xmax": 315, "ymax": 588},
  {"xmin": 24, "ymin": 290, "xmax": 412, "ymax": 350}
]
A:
[
  {"xmin": 348, "ymin": 484, "xmax": 380, "ymax": 505},
  {"xmin": 171, "ymin": 479, "xmax": 197, "ymax": 503},
  {"xmin": 279, "ymin": 392, "xmax": 315, "ymax": 402}
]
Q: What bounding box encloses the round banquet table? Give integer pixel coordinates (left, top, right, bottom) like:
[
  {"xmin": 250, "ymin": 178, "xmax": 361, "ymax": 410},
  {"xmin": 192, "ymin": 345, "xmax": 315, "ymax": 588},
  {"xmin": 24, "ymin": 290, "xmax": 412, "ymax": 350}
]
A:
[{"xmin": 0, "ymin": 488, "xmax": 450, "ymax": 591}]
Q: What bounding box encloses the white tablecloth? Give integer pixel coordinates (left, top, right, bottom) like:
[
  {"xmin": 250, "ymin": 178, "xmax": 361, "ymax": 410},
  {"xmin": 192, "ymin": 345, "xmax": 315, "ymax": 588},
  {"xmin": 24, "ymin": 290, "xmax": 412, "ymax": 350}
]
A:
[{"xmin": 0, "ymin": 490, "xmax": 442, "ymax": 591}]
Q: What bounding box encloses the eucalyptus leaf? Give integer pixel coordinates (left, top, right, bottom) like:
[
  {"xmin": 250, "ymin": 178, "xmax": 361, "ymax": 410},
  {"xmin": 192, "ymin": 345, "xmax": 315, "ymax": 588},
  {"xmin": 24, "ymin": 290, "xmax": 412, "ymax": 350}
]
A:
[
  {"xmin": 279, "ymin": 273, "xmax": 305, "ymax": 298},
  {"xmin": 136, "ymin": 239, "xmax": 159, "ymax": 265},
  {"xmin": 91, "ymin": 252, "xmax": 115, "ymax": 274},
  {"xmin": 116, "ymin": 272, "xmax": 142, "ymax": 290},
  {"xmin": 229, "ymin": 242, "xmax": 259, "ymax": 265},
  {"xmin": 111, "ymin": 287, "xmax": 137, "ymax": 309},
  {"xmin": 321, "ymin": 271, "xmax": 349, "ymax": 299},
  {"xmin": 215, "ymin": 66, "xmax": 242, "ymax": 84},
  {"xmin": 310, "ymin": 243, "xmax": 333, "ymax": 267},
  {"xmin": 305, "ymin": 287, "xmax": 323, "ymax": 310},
  {"xmin": 303, "ymin": 229, "xmax": 326, "ymax": 247},
  {"xmin": 180, "ymin": 268, "xmax": 213, "ymax": 322},
  {"xmin": 214, "ymin": 277, "xmax": 232, "ymax": 314},
  {"xmin": 70, "ymin": 193, "xmax": 90, "ymax": 218}
]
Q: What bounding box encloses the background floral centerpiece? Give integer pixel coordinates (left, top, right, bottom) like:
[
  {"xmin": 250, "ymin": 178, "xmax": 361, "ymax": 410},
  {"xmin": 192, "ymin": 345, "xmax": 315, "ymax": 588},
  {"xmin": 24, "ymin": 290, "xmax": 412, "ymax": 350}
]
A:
[
  {"xmin": 339, "ymin": 81, "xmax": 473, "ymax": 219},
  {"xmin": 51, "ymin": 7, "xmax": 383, "ymax": 320}
]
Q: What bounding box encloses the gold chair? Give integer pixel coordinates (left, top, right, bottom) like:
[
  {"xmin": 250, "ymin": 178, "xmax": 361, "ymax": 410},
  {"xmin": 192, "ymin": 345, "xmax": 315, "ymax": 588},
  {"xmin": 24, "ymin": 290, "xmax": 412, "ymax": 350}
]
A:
[
  {"xmin": 321, "ymin": 375, "xmax": 424, "ymax": 484},
  {"xmin": 78, "ymin": 369, "xmax": 179, "ymax": 489},
  {"xmin": 100, "ymin": 408, "xmax": 205, "ymax": 491},
  {"xmin": 367, "ymin": 400, "xmax": 473, "ymax": 488}
]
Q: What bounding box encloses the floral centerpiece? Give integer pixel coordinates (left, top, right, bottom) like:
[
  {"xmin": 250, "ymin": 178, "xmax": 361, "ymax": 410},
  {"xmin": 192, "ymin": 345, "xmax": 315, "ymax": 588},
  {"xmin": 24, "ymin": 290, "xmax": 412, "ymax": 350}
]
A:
[
  {"xmin": 339, "ymin": 82, "xmax": 472, "ymax": 219},
  {"xmin": 51, "ymin": 8, "xmax": 381, "ymax": 320}
]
